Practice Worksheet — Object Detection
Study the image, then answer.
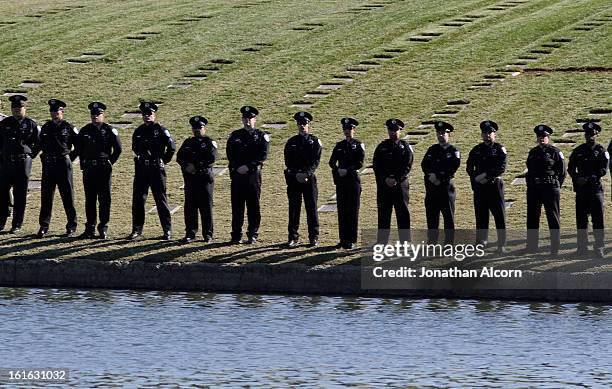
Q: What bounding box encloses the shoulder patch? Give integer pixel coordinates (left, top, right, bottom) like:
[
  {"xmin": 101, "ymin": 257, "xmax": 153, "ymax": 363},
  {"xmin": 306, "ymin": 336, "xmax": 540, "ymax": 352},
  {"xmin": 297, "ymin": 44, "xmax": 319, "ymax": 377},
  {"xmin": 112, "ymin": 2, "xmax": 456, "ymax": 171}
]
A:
[
  {"xmin": 455, "ymin": 151, "xmax": 461, "ymax": 159},
  {"xmin": 112, "ymin": 128, "xmax": 119, "ymax": 136},
  {"xmin": 212, "ymin": 140, "xmax": 218, "ymax": 149},
  {"xmin": 163, "ymin": 129, "xmax": 171, "ymax": 137},
  {"xmin": 318, "ymin": 138, "xmax": 322, "ymax": 147},
  {"xmin": 501, "ymin": 146, "xmax": 507, "ymax": 154},
  {"xmin": 559, "ymin": 151, "xmax": 564, "ymax": 160},
  {"xmin": 263, "ymin": 133, "xmax": 271, "ymax": 142},
  {"xmin": 360, "ymin": 143, "xmax": 365, "ymax": 151},
  {"xmin": 605, "ymin": 151, "xmax": 610, "ymax": 160}
]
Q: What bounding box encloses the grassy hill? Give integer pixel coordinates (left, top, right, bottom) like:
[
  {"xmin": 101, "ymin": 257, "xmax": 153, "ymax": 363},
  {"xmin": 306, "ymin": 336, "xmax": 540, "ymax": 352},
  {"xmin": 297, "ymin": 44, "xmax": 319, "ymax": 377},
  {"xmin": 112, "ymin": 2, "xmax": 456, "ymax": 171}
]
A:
[{"xmin": 0, "ymin": 0, "xmax": 610, "ymax": 264}]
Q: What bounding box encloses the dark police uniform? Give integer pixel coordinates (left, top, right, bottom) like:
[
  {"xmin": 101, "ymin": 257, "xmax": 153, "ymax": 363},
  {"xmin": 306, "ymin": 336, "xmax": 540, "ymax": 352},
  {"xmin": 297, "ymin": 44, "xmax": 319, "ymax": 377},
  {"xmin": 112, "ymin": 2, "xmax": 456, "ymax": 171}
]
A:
[
  {"xmin": 226, "ymin": 106, "xmax": 270, "ymax": 243},
  {"xmin": 568, "ymin": 122, "xmax": 608, "ymax": 257},
  {"xmin": 329, "ymin": 117, "xmax": 365, "ymax": 249},
  {"xmin": 525, "ymin": 124, "xmax": 566, "ymax": 254},
  {"xmin": 608, "ymin": 139, "xmax": 612, "ymax": 200},
  {"xmin": 466, "ymin": 120, "xmax": 507, "ymax": 251},
  {"xmin": 37, "ymin": 99, "xmax": 79, "ymax": 237},
  {"xmin": 373, "ymin": 119, "xmax": 413, "ymax": 244},
  {"xmin": 284, "ymin": 111, "xmax": 322, "ymax": 246},
  {"xmin": 129, "ymin": 102, "xmax": 175, "ymax": 240},
  {"xmin": 421, "ymin": 121, "xmax": 460, "ymax": 244},
  {"xmin": 177, "ymin": 116, "xmax": 217, "ymax": 242},
  {"xmin": 75, "ymin": 102, "xmax": 122, "ymax": 239},
  {"xmin": 0, "ymin": 95, "xmax": 40, "ymax": 233}
]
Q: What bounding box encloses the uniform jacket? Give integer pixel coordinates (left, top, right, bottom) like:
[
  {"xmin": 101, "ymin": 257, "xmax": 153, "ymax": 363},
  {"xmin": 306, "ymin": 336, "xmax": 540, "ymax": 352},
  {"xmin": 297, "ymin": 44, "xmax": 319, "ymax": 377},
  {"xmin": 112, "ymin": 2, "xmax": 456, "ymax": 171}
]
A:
[
  {"xmin": 132, "ymin": 122, "xmax": 175, "ymax": 164},
  {"xmin": 40, "ymin": 119, "xmax": 78, "ymax": 160},
  {"xmin": 75, "ymin": 123, "xmax": 122, "ymax": 166},
  {"xmin": 568, "ymin": 142, "xmax": 609, "ymax": 192},
  {"xmin": 226, "ymin": 127, "xmax": 270, "ymax": 174},
  {"xmin": 0, "ymin": 116, "xmax": 40, "ymax": 160},
  {"xmin": 177, "ymin": 135, "xmax": 218, "ymax": 177},
  {"xmin": 328, "ymin": 138, "xmax": 365, "ymax": 184},
  {"xmin": 466, "ymin": 142, "xmax": 507, "ymax": 189},
  {"xmin": 421, "ymin": 143, "xmax": 461, "ymax": 186},
  {"xmin": 284, "ymin": 133, "xmax": 322, "ymax": 177},
  {"xmin": 526, "ymin": 144, "xmax": 566, "ymax": 188},
  {"xmin": 372, "ymin": 138, "xmax": 413, "ymax": 186}
]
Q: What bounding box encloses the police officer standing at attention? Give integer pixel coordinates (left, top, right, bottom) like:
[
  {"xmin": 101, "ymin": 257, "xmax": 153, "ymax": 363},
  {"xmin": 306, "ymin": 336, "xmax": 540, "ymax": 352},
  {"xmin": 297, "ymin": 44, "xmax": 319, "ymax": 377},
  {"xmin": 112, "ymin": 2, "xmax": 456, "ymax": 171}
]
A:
[
  {"xmin": 284, "ymin": 111, "xmax": 322, "ymax": 247},
  {"xmin": 608, "ymin": 138, "xmax": 612, "ymax": 200},
  {"xmin": 226, "ymin": 106, "xmax": 270, "ymax": 244},
  {"xmin": 466, "ymin": 120, "xmax": 508, "ymax": 253},
  {"xmin": 373, "ymin": 119, "xmax": 413, "ymax": 245},
  {"xmin": 176, "ymin": 115, "xmax": 217, "ymax": 243},
  {"xmin": 75, "ymin": 102, "xmax": 122, "ymax": 239},
  {"xmin": 36, "ymin": 99, "xmax": 79, "ymax": 238},
  {"xmin": 128, "ymin": 102, "xmax": 175, "ymax": 241},
  {"xmin": 0, "ymin": 95, "xmax": 40, "ymax": 233},
  {"xmin": 568, "ymin": 122, "xmax": 609, "ymax": 258},
  {"xmin": 421, "ymin": 121, "xmax": 460, "ymax": 244},
  {"xmin": 525, "ymin": 124, "xmax": 566, "ymax": 255},
  {"xmin": 329, "ymin": 117, "xmax": 365, "ymax": 250}
]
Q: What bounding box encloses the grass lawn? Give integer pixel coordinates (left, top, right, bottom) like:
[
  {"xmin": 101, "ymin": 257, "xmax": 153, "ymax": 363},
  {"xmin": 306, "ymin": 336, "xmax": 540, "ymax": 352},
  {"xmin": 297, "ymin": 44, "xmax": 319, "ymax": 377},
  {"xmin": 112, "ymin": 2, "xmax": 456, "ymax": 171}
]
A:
[{"xmin": 0, "ymin": 0, "xmax": 610, "ymax": 266}]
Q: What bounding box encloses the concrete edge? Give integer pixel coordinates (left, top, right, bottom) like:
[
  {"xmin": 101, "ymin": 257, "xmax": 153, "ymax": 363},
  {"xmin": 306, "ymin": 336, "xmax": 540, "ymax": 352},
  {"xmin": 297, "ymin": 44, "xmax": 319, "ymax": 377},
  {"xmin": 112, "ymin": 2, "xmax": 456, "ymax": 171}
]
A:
[{"xmin": 0, "ymin": 259, "xmax": 611, "ymax": 302}]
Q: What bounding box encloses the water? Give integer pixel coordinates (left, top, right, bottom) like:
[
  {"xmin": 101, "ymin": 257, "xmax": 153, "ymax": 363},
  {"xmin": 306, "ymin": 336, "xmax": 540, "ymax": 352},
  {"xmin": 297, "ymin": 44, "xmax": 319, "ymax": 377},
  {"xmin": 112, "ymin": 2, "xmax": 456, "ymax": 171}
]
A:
[{"xmin": 0, "ymin": 288, "xmax": 611, "ymax": 388}]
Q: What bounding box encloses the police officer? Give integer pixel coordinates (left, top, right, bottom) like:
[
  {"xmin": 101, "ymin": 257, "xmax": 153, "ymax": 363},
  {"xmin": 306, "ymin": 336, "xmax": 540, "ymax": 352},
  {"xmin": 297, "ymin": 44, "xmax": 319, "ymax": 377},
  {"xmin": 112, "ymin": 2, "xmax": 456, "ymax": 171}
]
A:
[
  {"xmin": 568, "ymin": 122, "xmax": 608, "ymax": 258},
  {"xmin": 284, "ymin": 111, "xmax": 322, "ymax": 247},
  {"xmin": 226, "ymin": 106, "xmax": 270, "ymax": 244},
  {"xmin": 128, "ymin": 102, "xmax": 175, "ymax": 241},
  {"xmin": 177, "ymin": 115, "xmax": 217, "ymax": 243},
  {"xmin": 74, "ymin": 102, "xmax": 122, "ymax": 239},
  {"xmin": 466, "ymin": 120, "xmax": 508, "ymax": 253},
  {"xmin": 608, "ymin": 138, "xmax": 612, "ymax": 200},
  {"xmin": 329, "ymin": 117, "xmax": 365, "ymax": 250},
  {"xmin": 36, "ymin": 99, "xmax": 79, "ymax": 238},
  {"xmin": 421, "ymin": 121, "xmax": 460, "ymax": 244},
  {"xmin": 0, "ymin": 95, "xmax": 40, "ymax": 233},
  {"xmin": 525, "ymin": 124, "xmax": 566, "ymax": 255},
  {"xmin": 373, "ymin": 118, "xmax": 413, "ymax": 244}
]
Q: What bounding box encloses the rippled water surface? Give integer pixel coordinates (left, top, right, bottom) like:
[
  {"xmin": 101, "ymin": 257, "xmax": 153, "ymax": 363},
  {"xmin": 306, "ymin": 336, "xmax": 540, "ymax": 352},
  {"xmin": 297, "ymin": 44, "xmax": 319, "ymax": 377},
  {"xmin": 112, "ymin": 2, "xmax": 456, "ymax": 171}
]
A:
[{"xmin": 0, "ymin": 288, "xmax": 611, "ymax": 387}]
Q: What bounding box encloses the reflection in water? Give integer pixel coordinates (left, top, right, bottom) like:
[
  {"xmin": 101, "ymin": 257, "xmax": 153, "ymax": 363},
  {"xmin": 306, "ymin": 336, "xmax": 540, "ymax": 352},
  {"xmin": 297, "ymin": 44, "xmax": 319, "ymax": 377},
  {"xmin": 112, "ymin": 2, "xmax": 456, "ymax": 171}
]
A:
[{"xmin": 0, "ymin": 288, "xmax": 610, "ymax": 387}]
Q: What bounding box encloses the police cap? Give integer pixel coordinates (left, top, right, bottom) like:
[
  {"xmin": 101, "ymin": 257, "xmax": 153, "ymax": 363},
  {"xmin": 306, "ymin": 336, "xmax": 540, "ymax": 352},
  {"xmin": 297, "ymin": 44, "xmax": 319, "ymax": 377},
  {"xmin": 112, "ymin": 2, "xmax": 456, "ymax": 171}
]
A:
[
  {"xmin": 435, "ymin": 121, "xmax": 454, "ymax": 133},
  {"xmin": 341, "ymin": 117, "xmax": 359, "ymax": 128},
  {"xmin": 385, "ymin": 118, "xmax": 404, "ymax": 131},
  {"xmin": 189, "ymin": 115, "xmax": 208, "ymax": 128},
  {"xmin": 294, "ymin": 111, "xmax": 313, "ymax": 124},
  {"xmin": 241, "ymin": 105, "xmax": 259, "ymax": 118},
  {"xmin": 9, "ymin": 94, "xmax": 27, "ymax": 108},
  {"xmin": 480, "ymin": 120, "xmax": 498, "ymax": 133},
  {"xmin": 583, "ymin": 121, "xmax": 601, "ymax": 134},
  {"xmin": 48, "ymin": 99, "xmax": 66, "ymax": 112},
  {"xmin": 88, "ymin": 101, "xmax": 107, "ymax": 115},
  {"xmin": 533, "ymin": 124, "xmax": 553, "ymax": 136},
  {"xmin": 139, "ymin": 101, "xmax": 158, "ymax": 114}
]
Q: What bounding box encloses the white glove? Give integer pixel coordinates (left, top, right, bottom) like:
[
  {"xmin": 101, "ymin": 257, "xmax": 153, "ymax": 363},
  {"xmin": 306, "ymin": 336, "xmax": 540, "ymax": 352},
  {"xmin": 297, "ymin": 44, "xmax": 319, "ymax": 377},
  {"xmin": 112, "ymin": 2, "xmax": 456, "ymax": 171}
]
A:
[
  {"xmin": 475, "ymin": 172, "xmax": 487, "ymax": 184},
  {"xmin": 296, "ymin": 173, "xmax": 307, "ymax": 183},
  {"xmin": 385, "ymin": 177, "xmax": 397, "ymax": 187},
  {"xmin": 236, "ymin": 165, "xmax": 249, "ymax": 174}
]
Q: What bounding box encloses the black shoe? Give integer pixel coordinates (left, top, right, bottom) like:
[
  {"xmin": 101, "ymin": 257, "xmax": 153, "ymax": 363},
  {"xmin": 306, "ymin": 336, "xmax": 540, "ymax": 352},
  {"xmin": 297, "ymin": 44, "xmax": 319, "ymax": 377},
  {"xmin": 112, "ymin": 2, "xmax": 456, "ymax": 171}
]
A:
[
  {"xmin": 128, "ymin": 230, "xmax": 142, "ymax": 240},
  {"xmin": 98, "ymin": 231, "xmax": 109, "ymax": 240},
  {"xmin": 181, "ymin": 235, "xmax": 195, "ymax": 243},
  {"xmin": 0, "ymin": 222, "xmax": 5, "ymax": 232},
  {"xmin": 36, "ymin": 227, "xmax": 48, "ymax": 238},
  {"xmin": 496, "ymin": 246, "xmax": 508, "ymax": 255},
  {"xmin": 335, "ymin": 242, "xmax": 344, "ymax": 249},
  {"xmin": 65, "ymin": 229, "xmax": 76, "ymax": 238},
  {"xmin": 230, "ymin": 238, "xmax": 242, "ymax": 245},
  {"xmin": 595, "ymin": 248, "xmax": 605, "ymax": 259},
  {"xmin": 245, "ymin": 236, "xmax": 257, "ymax": 245},
  {"xmin": 79, "ymin": 230, "xmax": 96, "ymax": 239},
  {"xmin": 575, "ymin": 249, "xmax": 589, "ymax": 257},
  {"xmin": 203, "ymin": 236, "xmax": 213, "ymax": 243},
  {"xmin": 9, "ymin": 226, "xmax": 21, "ymax": 234},
  {"xmin": 162, "ymin": 231, "xmax": 172, "ymax": 241},
  {"xmin": 287, "ymin": 239, "xmax": 299, "ymax": 247},
  {"xmin": 308, "ymin": 238, "xmax": 319, "ymax": 247},
  {"xmin": 343, "ymin": 242, "xmax": 356, "ymax": 250}
]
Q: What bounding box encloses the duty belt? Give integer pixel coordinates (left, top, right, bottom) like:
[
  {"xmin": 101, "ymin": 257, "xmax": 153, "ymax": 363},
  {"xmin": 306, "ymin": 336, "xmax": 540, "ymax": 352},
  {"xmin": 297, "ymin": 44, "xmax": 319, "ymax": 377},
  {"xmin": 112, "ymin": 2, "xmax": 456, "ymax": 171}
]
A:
[
  {"xmin": 42, "ymin": 154, "xmax": 68, "ymax": 163},
  {"xmin": 82, "ymin": 159, "xmax": 109, "ymax": 167},
  {"xmin": 533, "ymin": 176, "xmax": 557, "ymax": 185},
  {"xmin": 140, "ymin": 158, "xmax": 164, "ymax": 167},
  {"xmin": 8, "ymin": 154, "xmax": 29, "ymax": 161}
]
